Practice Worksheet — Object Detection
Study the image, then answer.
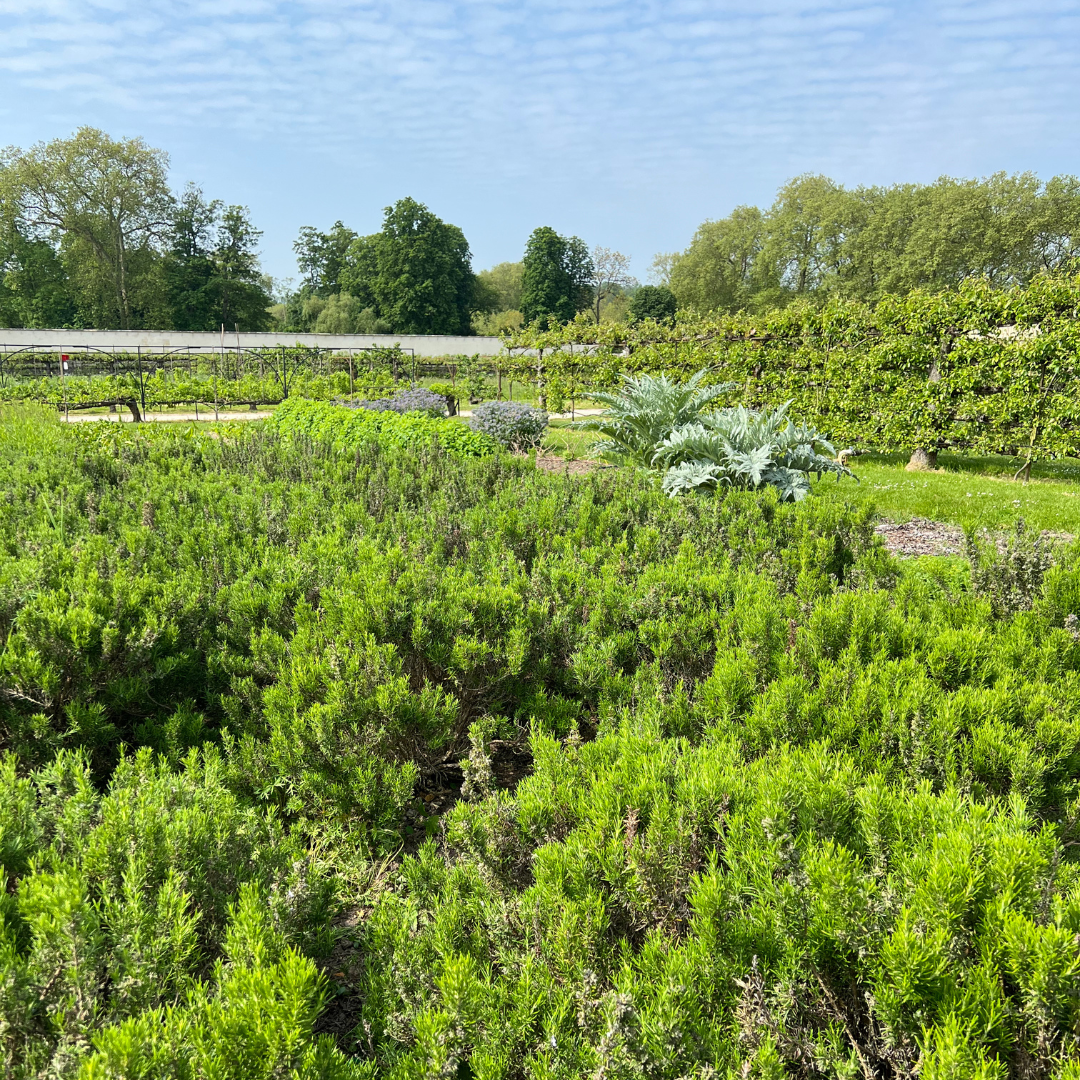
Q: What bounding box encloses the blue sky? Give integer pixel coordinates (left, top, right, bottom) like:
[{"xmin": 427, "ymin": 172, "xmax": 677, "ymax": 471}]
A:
[{"xmin": 2, "ymin": 0, "xmax": 1079, "ymax": 284}]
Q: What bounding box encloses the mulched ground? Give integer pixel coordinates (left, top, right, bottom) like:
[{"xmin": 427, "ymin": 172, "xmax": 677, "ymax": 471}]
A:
[
  {"xmin": 873, "ymin": 517, "xmax": 966, "ymax": 557},
  {"xmin": 874, "ymin": 517, "xmax": 1075, "ymax": 557},
  {"xmin": 534, "ymin": 455, "xmax": 606, "ymax": 476}
]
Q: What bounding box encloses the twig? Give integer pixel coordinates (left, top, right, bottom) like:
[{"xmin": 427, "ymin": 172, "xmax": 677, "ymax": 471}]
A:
[{"xmin": 812, "ymin": 965, "xmax": 876, "ymax": 1080}]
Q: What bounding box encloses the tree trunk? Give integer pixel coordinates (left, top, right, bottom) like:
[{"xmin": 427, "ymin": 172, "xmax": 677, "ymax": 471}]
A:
[
  {"xmin": 124, "ymin": 398, "xmax": 142, "ymax": 423},
  {"xmin": 907, "ymin": 330, "xmax": 948, "ymax": 471},
  {"xmin": 117, "ymin": 226, "xmax": 131, "ymax": 330},
  {"xmin": 906, "ymin": 447, "xmax": 937, "ymax": 471}
]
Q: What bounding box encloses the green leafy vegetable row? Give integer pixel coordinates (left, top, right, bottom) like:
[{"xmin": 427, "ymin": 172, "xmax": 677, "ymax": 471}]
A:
[{"xmin": 268, "ymin": 396, "xmax": 500, "ymax": 457}]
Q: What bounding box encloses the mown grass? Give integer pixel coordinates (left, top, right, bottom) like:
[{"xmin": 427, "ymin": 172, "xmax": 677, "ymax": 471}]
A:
[
  {"xmin": 540, "ymin": 418, "xmax": 599, "ymax": 457},
  {"xmin": 540, "ymin": 428, "xmax": 1080, "ymax": 534},
  {"xmin": 812, "ymin": 452, "xmax": 1080, "ymax": 534}
]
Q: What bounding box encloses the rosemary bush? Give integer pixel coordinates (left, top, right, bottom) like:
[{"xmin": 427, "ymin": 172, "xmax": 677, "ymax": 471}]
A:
[{"xmin": 1, "ymin": 405, "xmax": 1079, "ymax": 1078}]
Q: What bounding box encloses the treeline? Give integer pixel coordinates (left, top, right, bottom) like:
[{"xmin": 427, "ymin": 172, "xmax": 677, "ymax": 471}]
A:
[
  {"xmin": 8, "ymin": 129, "xmax": 1080, "ymax": 336},
  {"xmin": 664, "ymin": 172, "xmax": 1080, "ymax": 313},
  {"xmin": 0, "ymin": 126, "xmax": 637, "ymax": 337},
  {"xmin": 285, "ymin": 219, "xmax": 640, "ymax": 335},
  {"xmin": 0, "ymin": 129, "xmax": 271, "ymax": 332},
  {"xmin": 283, "ymin": 201, "xmax": 477, "ymax": 336}
]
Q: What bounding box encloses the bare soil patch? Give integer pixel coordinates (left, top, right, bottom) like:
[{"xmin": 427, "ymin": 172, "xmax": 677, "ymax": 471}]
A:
[
  {"xmin": 534, "ymin": 455, "xmax": 606, "ymax": 476},
  {"xmin": 874, "ymin": 517, "xmax": 966, "ymax": 557},
  {"xmin": 875, "ymin": 516, "xmax": 1075, "ymax": 557}
]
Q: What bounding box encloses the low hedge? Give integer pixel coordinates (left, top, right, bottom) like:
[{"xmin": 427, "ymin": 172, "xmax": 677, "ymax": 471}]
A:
[{"xmin": 268, "ymin": 396, "xmax": 500, "ymax": 457}]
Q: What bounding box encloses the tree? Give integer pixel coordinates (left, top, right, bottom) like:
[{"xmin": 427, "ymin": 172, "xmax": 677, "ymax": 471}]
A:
[
  {"xmin": 475, "ymin": 261, "xmax": 523, "ymax": 313},
  {"xmin": 1032, "ymin": 174, "xmax": 1080, "ymax": 272},
  {"xmin": 760, "ymin": 174, "xmax": 853, "ymax": 297},
  {"xmin": 628, "ymin": 285, "xmax": 677, "ymax": 323},
  {"xmin": 648, "ymin": 252, "xmax": 680, "ymax": 287},
  {"xmin": 668, "ymin": 206, "xmax": 773, "ymax": 312},
  {"xmin": 338, "ymin": 198, "xmax": 474, "ymax": 334},
  {"xmin": 590, "ymin": 247, "xmax": 634, "ymax": 323},
  {"xmin": 521, "ymin": 227, "xmax": 594, "ymax": 325},
  {"xmin": 212, "ymin": 205, "xmax": 272, "ymax": 331},
  {"xmin": 164, "ymin": 184, "xmax": 219, "ymax": 331},
  {"xmin": 165, "ymin": 190, "xmax": 271, "ymax": 331},
  {"xmin": 1, "ymin": 127, "xmax": 172, "ymax": 328},
  {"xmin": 0, "ymin": 222, "xmax": 78, "ymax": 328},
  {"xmin": 666, "ymin": 171, "xmax": 1080, "ymax": 313},
  {"xmin": 293, "ymin": 221, "xmax": 358, "ymax": 296},
  {"xmin": 565, "ymin": 236, "xmax": 595, "ymax": 313},
  {"xmin": 311, "ymin": 293, "xmax": 389, "ymax": 334},
  {"xmin": 471, "ymin": 275, "xmax": 503, "ymax": 315}
]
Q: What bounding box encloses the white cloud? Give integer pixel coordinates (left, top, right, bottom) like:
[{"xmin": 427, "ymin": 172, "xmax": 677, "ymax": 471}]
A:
[{"xmin": 0, "ymin": 0, "xmax": 1075, "ymax": 275}]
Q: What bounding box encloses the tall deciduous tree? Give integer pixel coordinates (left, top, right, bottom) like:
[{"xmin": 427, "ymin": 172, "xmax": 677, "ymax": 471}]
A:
[
  {"xmin": 521, "ymin": 227, "xmax": 594, "ymax": 325},
  {"xmin": 590, "ymin": 247, "xmax": 634, "ymax": 323},
  {"xmin": 213, "ymin": 205, "xmax": 271, "ymax": 331},
  {"xmin": 339, "ymin": 198, "xmax": 474, "ymax": 334},
  {"xmin": 475, "ymin": 261, "xmax": 523, "ymax": 313},
  {"xmin": 1, "ymin": 127, "xmax": 172, "ymax": 328},
  {"xmin": 627, "ymin": 285, "xmax": 677, "ymax": 323},
  {"xmin": 761, "ymin": 174, "xmax": 851, "ymax": 296},
  {"xmin": 293, "ymin": 221, "xmax": 358, "ymax": 296},
  {"xmin": 669, "ymin": 206, "xmax": 773, "ymax": 312},
  {"xmin": 165, "ymin": 188, "xmax": 271, "ymax": 331},
  {"xmin": 164, "ymin": 183, "xmax": 219, "ymax": 331},
  {"xmin": 0, "ymin": 223, "xmax": 78, "ymax": 328}
]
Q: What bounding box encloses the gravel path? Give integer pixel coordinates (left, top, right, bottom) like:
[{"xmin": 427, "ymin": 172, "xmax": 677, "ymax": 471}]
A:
[{"xmin": 63, "ymin": 407, "xmax": 600, "ymax": 423}]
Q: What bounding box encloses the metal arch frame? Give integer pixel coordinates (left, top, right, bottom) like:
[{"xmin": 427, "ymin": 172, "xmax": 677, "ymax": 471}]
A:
[
  {"xmin": 0, "ymin": 343, "xmax": 130, "ymax": 388},
  {"xmin": 0, "ymin": 340, "xmax": 424, "ymax": 407}
]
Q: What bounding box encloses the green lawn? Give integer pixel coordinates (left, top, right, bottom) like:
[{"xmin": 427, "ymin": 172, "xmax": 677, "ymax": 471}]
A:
[
  {"xmin": 434, "ymin": 413, "xmax": 1080, "ymax": 535},
  {"xmin": 812, "ymin": 452, "xmax": 1080, "ymax": 534},
  {"xmin": 540, "ymin": 418, "xmax": 599, "ymax": 458},
  {"xmin": 548, "ymin": 431, "xmax": 1080, "ymax": 534}
]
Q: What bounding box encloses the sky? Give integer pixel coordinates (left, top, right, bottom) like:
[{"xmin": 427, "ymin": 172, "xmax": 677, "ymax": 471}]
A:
[{"xmin": 2, "ymin": 0, "xmax": 1079, "ymax": 284}]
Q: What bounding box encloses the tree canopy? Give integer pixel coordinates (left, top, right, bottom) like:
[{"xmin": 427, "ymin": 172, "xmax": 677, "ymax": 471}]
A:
[
  {"xmin": 293, "ymin": 220, "xmax": 358, "ymax": 297},
  {"xmin": 301, "ymin": 198, "xmax": 478, "ymax": 335},
  {"xmin": 1, "ymin": 127, "xmax": 172, "ymax": 329},
  {"xmin": 0, "ymin": 128, "xmax": 271, "ymax": 331},
  {"xmin": 669, "ymin": 171, "xmax": 1080, "ymax": 313},
  {"xmin": 475, "ymin": 261, "xmax": 523, "ymax": 313},
  {"xmin": 164, "ymin": 185, "xmax": 271, "ymax": 332},
  {"xmin": 521, "ymin": 226, "xmax": 594, "ymax": 325},
  {"xmin": 628, "ymin": 284, "xmax": 677, "ymax": 323}
]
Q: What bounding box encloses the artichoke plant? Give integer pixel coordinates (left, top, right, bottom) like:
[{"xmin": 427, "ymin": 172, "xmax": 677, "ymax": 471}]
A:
[{"xmin": 581, "ymin": 371, "xmax": 854, "ymax": 500}]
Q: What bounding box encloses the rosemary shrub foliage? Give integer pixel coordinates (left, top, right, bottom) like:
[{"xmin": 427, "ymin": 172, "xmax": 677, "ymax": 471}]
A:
[
  {"xmin": 269, "ymin": 396, "xmax": 498, "ymax": 457},
  {"xmin": 2, "ymin": 406, "xmax": 1080, "ymax": 1076},
  {"xmin": 967, "ymin": 517, "xmax": 1058, "ymax": 618}
]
